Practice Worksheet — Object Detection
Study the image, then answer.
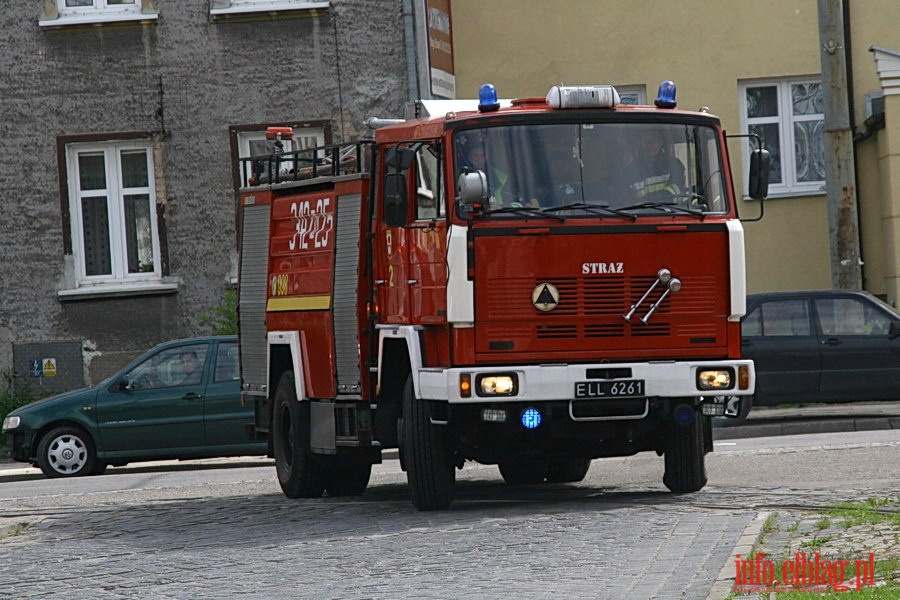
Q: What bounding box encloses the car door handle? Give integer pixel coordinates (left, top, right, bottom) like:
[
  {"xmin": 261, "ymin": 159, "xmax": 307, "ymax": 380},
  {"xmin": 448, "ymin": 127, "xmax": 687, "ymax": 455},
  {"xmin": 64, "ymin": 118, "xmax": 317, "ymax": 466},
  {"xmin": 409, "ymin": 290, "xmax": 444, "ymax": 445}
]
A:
[
  {"xmin": 821, "ymin": 337, "xmax": 841, "ymax": 346},
  {"xmin": 182, "ymin": 392, "xmax": 205, "ymax": 400}
]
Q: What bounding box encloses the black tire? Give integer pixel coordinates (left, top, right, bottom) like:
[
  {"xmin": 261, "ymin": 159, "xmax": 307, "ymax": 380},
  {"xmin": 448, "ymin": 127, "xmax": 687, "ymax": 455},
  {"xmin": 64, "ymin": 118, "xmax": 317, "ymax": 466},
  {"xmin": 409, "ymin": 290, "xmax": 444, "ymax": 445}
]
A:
[
  {"xmin": 498, "ymin": 461, "xmax": 548, "ymax": 485},
  {"xmin": 663, "ymin": 402, "xmax": 708, "ymax": 493},
  {"xmin": 325, "ymin": 463, "xmax": 372, "ymax": 497},
  {"xmin": 272, "ymin": 371, "xmax": 325, "ymax": 498},
  {"xmin": 36, "ymin": 426, "xmax": 98, "ymax": 478},
  {"xmin": 545, "ymin": 458, "xmax": 591, "ymax": 483},
  {"xmin": 400, "ymin": 376, "xmax": 455, "ymax": 510}
]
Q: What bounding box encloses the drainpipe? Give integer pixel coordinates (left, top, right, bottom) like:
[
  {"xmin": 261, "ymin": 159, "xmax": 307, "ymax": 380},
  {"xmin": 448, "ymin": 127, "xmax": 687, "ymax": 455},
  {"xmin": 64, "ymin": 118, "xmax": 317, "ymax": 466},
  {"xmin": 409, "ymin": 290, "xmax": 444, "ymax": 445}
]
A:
[
  {"xmin": 402, "ymin": 0, "xmax": 421, "ymax": 102},
  {"xmin": 817, "ymin": 0, "xmax": 863, "ymax": 290}
]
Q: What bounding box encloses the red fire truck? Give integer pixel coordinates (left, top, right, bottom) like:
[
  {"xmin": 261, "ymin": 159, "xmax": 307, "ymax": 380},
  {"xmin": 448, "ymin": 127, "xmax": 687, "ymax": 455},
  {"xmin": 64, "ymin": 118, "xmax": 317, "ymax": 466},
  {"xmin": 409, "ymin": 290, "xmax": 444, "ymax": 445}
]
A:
[{"xmin": 237, "ymin": 82, "xmax": 769, "ymax": 510}]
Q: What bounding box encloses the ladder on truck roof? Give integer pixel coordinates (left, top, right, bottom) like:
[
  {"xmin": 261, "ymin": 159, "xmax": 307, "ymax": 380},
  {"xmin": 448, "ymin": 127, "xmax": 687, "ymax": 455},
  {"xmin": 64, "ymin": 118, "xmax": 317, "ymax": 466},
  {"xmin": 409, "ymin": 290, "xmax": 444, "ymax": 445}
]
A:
[{"xmin": 239, "ymin": 140, "xmax": 373, "ymax": 189}]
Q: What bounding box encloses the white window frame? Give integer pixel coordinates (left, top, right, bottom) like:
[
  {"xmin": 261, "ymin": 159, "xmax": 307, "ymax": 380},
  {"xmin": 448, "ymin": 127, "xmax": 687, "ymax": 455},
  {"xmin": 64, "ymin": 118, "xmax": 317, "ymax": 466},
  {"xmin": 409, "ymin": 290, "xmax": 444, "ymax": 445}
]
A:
[
  {"xmin": 61, "ymin": 140, "xmax": 170, "ymax": 298},
  {"xmin": 40, "ymin": 0, "xmax": 158, "ymax": 27},
  {"xmin": 210, "ymin": 0, "xmax": 330, "ymax": 18},
  {"xmin": 236, "ymin": 128, "xmax": 325, "ymax": 161},
  {"xmin": 739, "ymin": 77, "xmax": 825, "ymax": 198},
  {"xmin": 616, "ymin": 85, "xmax": 646, "ymax": 106}
]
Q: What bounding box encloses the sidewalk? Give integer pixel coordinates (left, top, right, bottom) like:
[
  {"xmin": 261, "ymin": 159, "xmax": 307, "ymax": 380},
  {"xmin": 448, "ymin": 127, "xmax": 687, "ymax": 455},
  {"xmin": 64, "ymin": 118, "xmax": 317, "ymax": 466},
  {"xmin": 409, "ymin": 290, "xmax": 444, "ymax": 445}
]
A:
[{"xmin": 713, "ymin": 400, "xmax": 900, "ymax": 440}]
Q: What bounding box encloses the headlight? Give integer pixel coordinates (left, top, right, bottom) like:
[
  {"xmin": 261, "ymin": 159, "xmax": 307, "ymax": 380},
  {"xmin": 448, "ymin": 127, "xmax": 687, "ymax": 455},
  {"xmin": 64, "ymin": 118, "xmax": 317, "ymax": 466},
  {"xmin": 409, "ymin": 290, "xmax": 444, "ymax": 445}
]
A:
[
  {"xmin": 2, "ymin": 415, "xmax": 21, "ymax": 431},
  {"xmin": 476, "ymin": 373, "xmax": 518, "ymax": 396},
  {"xmin": 696, "ymin": 368, "xmax": 734, "ymax": 391}
]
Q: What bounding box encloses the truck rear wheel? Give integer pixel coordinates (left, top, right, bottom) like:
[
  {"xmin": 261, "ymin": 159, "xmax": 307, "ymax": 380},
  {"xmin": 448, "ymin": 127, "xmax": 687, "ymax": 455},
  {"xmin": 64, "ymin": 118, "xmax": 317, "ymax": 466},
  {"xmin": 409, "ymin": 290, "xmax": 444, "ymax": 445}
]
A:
[
  {"xmin": 400, "ymin": 376, "xmax": 454, "ymax": 510},
  {"xmin": 663, "ymin": 401, "xmax": 708, "ymax": 493},
  {"xmin": 325, "ymin": 463, "xmax": 372, "ymax": 497},
  {"xmin": 498, "ymin": 461, "xmax": 548, "ymax": 485},
  {"xmin": 545, "ymin": 458, "xmax": 592, "ymax": 483},
  {"xmin": 272, "ymin": 371, "xmax": 325, "ymax": 498}
]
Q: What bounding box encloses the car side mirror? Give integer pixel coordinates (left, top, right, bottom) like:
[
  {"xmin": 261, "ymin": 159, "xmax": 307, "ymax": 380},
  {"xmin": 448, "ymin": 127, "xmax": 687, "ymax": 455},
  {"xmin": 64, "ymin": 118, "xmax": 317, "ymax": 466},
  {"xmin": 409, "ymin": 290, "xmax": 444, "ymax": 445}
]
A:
[
  {"xmin": 117, "ymin": 378, "xmax": 133, "ymax": 392},
  {"xmin": 889, "ymin": 320, "xmax": 900, "ymax": 339}
]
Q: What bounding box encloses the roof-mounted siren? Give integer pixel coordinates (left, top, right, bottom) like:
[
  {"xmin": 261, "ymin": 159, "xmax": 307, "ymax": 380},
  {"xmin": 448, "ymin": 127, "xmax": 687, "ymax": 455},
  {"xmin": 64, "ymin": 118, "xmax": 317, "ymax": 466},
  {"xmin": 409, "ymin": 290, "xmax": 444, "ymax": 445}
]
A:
[
  {"xmin": 546, "ymin": 85, "xmax": 620, "ymax": 109},
  {"xmin": 654, "ymin": 81, "xmax": 677, "ymax": 109},
  {"xmin": 478, "ymin": 83, "xmax": 501, "ymax": 112}
]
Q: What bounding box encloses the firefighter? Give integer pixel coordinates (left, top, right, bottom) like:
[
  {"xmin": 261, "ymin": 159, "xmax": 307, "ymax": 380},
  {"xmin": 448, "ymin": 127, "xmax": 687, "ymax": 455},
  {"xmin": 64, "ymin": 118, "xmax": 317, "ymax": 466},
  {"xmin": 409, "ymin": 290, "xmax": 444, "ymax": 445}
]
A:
[
  {"xmin": 622, "ymin": 127, "xmax": 686, "ymax": 201},
  {"xmin": 456, "ymin": 130, "xmax": 520, "ymax": 208}
]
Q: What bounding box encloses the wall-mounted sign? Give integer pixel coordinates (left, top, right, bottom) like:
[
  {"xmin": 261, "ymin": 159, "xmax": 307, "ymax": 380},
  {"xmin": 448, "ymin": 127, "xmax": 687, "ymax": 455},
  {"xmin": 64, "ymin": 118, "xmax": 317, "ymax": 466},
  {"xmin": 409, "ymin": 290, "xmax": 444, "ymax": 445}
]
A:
[{"xmin": 426, "ymin": 0, "xmax": 455, "ymax": 99}]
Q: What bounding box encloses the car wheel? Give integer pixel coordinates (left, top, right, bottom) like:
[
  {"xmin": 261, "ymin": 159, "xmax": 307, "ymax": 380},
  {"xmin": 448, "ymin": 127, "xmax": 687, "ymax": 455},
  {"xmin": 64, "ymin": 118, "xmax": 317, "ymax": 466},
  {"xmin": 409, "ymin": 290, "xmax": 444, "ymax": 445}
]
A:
[
  {"xmin": 663, "ymin": 401, "xmax": 708, "ymax": 493},
  {"xmin": 545, "ymin": 458, "xmax": 592, "ymax": 483},
  {"xmin": 272, "ymin": 371, "xmax": 325, "ymax": 498},
  {"xmin": 36, "ymin": 426, "xmax": 98, "ymax": 478},
  {"xmin": 498, "ymin": 460, "xmax": 548, "ymax": 485},
  {"xmin": 400, "ymin": 375, "xmax": 455, "ymax": 510}
]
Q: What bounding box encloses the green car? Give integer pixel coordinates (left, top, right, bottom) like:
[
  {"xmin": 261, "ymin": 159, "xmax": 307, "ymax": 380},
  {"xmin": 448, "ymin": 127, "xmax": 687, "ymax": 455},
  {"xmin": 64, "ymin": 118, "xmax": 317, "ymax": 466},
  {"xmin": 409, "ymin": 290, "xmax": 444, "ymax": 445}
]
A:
[{"xmin": 2, "ymin": 336, "xmax": 266, "ymax": 478}]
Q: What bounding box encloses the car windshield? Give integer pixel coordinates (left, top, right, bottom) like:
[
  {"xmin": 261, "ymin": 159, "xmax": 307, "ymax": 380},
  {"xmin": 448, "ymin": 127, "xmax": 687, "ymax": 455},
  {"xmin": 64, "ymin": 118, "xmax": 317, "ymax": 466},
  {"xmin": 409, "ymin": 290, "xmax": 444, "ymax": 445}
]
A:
[{"xmin": 454, "ymin": 122, "xmax": 728, "ymax": 217}]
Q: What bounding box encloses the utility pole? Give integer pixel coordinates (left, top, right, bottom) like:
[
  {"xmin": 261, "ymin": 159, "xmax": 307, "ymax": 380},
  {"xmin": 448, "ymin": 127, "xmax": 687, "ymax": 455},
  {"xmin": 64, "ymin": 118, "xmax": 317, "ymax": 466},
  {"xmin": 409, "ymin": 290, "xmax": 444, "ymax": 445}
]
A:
[{"xmin": 818, "ymin": 0, "xmax": 862, "ymax": 289}]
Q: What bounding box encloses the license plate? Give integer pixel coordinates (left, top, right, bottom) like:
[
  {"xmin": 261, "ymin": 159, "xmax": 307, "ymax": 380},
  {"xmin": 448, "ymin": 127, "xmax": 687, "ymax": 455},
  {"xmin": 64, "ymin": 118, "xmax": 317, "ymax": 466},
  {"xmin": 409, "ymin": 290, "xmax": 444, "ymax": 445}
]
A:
[{"xmin": 574, "ymin": 379, "xmax": 645, "ymax": 399}]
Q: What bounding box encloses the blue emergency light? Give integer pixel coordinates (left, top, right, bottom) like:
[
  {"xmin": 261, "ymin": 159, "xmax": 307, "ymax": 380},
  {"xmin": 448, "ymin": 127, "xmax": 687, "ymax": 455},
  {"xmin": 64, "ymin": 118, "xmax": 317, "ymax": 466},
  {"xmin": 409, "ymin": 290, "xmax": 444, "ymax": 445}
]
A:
[
  {"xmin": 478, "ymin": 83, "xmax": 501, "ymax": 112},
  {"xmin": 521, "ymin": 407, "xmax": 542, "ymax": 429},
  {"xmin": 654, "ymin": 81, "xmax": 677, "ymax": 109}
]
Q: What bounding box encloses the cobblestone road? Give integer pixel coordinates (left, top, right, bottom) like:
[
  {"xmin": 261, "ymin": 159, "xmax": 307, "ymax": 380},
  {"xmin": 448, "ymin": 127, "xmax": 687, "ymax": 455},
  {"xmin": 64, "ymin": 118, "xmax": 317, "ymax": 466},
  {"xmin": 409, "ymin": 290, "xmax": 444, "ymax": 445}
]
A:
[{"xmin": 0, "ymin": 432, "xmax": 896, "ymax": 600}]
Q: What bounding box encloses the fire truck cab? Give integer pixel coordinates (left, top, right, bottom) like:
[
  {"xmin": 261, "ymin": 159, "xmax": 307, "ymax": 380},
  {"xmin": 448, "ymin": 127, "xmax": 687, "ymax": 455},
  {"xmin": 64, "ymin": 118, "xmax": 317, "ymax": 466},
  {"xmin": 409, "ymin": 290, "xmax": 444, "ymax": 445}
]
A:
[{"xmin": 237, "ymin": 82, "xmax": 769, "ymax": 510}]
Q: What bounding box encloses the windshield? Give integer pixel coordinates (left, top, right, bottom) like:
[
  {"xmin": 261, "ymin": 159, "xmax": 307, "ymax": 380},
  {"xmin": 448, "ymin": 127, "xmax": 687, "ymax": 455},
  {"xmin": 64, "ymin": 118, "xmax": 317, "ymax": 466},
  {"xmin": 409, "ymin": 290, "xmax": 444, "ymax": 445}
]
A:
[{"xmin": 454, "ymin": 122, "xmax": 728, "ymax": 217}]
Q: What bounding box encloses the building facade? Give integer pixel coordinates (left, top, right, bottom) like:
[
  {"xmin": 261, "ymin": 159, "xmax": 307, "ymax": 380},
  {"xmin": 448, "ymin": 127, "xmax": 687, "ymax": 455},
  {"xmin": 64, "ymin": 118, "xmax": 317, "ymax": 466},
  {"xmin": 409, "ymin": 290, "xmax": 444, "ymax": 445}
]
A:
[
  {"xmin": 0, "ymin": 0, "xmax": 414, "ymax": 392},
  {"xmin": 451, "ymin": 0, "xmax": 900, "ymax": 308}
]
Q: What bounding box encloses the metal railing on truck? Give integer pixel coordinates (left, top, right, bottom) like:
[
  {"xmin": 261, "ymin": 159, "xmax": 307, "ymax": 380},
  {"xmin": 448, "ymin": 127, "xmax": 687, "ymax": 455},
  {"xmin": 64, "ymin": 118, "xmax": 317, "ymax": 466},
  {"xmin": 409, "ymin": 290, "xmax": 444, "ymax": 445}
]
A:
[{"xmin": 238, "ymin": 140, "xmax": 374, "ymax": 188}]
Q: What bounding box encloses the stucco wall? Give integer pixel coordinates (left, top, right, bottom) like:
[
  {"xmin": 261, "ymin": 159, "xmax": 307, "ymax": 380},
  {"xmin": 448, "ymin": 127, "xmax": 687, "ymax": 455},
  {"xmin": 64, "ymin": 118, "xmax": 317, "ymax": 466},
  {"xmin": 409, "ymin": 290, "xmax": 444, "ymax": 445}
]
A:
[
  {"xmin": 0, "ymin": 1, "xmax": 408, "ymax": 386},
  {"xmin": 451, "ymin": 0, "xmax": 900, "ymax": 302}
]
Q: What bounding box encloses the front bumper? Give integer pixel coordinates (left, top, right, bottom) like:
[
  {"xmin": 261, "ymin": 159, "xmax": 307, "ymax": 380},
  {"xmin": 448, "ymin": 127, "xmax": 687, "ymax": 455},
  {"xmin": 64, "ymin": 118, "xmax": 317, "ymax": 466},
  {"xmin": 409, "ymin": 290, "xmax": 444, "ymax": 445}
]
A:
[{"xmin": 417, "ymin": 359, "xmax": 754, "ymax": 403}]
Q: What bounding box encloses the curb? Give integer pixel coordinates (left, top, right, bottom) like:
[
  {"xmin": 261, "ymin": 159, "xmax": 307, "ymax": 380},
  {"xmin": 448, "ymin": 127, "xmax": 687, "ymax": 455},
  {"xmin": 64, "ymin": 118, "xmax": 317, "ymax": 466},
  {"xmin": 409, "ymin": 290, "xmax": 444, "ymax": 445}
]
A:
[
  {"xmin": 713, "ymin": 415, "xmax": 900, "ymax": 441},
  {"xmin": 707, "ymin": 511, "xmax": 771, "ymax": 600}
]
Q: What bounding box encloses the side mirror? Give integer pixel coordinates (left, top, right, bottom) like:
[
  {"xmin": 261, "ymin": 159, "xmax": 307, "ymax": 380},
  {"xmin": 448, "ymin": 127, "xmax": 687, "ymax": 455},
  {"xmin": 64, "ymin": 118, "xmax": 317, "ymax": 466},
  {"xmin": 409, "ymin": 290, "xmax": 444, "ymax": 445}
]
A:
[
  {"xmin": 457, "ymin": 170, "xmax": 489, "ymax": 207},
  {"xmin": 383, "ymin": 173, "xmax": 408, "ymax": 227},
  {"xmin": 889, "ymin": 320, "xmax": 900, "ymax": 340},
  {"xmin": 748, "ymin": 148, "xmax": 770, "ymax": 200}
]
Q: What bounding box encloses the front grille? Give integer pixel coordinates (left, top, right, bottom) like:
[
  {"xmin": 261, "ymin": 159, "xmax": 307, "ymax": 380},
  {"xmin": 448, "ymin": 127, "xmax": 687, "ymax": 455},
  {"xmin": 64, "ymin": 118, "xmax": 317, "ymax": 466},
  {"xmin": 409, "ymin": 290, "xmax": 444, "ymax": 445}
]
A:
[{"xmin": 480, "ymin": 274, "xmax": 720, "ymax": 348}]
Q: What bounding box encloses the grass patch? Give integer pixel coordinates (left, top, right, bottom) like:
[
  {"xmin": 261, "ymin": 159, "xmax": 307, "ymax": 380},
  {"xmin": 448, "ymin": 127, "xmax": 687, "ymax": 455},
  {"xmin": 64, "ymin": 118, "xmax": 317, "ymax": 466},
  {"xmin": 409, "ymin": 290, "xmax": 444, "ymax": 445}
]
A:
[
  {"xmin": 800, "ymin": 535, "xmax": 834, "ymax": 549},
  {"xmin": 821, "ymin": 498, "xmax": 900, "ymax": 529}
]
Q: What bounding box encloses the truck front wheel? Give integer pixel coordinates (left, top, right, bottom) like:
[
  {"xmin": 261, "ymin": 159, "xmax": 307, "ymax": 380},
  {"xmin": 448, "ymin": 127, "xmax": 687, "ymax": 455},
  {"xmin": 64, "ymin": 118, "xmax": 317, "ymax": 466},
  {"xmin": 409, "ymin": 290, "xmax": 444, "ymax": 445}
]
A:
[
  {"xmin": 400, "ymin": 376, "xmax": 454, "ymax": 510},
  {"xmin": 663, "ymin": 401, "xmax": 708, "ymax": 493},
  {"xmin": 272, "ymin": 371, "xmax": 325, "ymax": 498}
]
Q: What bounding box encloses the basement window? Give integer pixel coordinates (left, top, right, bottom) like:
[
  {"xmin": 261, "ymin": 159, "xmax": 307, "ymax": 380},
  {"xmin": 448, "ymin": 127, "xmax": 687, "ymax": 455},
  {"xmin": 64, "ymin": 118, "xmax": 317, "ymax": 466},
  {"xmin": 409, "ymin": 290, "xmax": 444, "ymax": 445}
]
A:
[
  {"xmin": 209, "ymin": 0, "xmax": 330, "ymax": 19},
  {"xmin": 39, "ymin": 0, "xmax": 159, "ymax": 28}
]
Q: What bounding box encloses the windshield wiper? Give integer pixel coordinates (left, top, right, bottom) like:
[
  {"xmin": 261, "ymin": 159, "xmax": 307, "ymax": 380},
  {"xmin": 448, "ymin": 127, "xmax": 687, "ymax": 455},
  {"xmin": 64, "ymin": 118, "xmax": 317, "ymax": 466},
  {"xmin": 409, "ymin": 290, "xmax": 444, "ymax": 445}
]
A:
[
  {"xmin": 544, "ymin": 202, "xmax": 636, "ymax": 220},
  {"xmin": 481, "ymin": 205, "xmax": 566, "ymax": 221},
  {"xmin": 619, "ymin": 200, "xmax": 706, "ymax": 218}
]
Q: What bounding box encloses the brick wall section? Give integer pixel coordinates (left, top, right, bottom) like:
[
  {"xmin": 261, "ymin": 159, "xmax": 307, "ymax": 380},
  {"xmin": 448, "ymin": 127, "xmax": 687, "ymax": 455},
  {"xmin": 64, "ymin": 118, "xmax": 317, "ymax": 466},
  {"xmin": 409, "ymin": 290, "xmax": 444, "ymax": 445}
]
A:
[{"xmin": 0, "ymin": 1, "xmax": 408, "ymax": 386}]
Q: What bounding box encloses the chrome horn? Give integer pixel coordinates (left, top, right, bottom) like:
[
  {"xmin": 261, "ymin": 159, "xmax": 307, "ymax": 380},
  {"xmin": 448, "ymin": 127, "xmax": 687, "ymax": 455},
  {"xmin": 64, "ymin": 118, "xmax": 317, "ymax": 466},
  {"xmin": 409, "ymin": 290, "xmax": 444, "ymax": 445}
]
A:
[{"xmin": 623, "ymin": 268, "xmax": 681, "ymax": 324}]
